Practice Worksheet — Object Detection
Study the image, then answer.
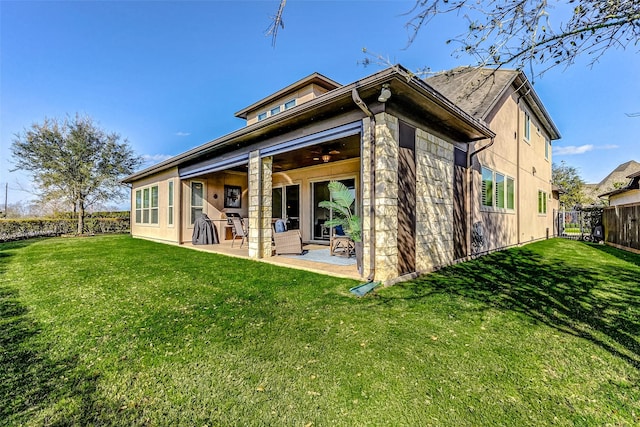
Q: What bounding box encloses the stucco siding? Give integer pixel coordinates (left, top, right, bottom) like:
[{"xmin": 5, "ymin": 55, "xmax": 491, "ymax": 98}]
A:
[
  {"xmin": 473, "ymin": 92, "xmax": 554, "ymax": 252},
  {"xmin": 610, "ymin": 190, "xmax": 640, "ymax": 206},
  {"xmin": 130, "ymin": 167, "xmax": 180, "ymax": 244}
]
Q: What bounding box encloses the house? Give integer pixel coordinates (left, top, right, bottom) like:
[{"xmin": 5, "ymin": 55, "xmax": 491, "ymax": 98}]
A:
[
  {"xmin": 585, "ymin": 160, "xmax": 640, "ymax": 205},
  {"xmin": 123, "ymin": 64, "xmax": 560, "ymax": 284},
  {"xmin": 599, "ymin": 170, "xmax": 640, "ymax": 206},
  {"xmin": 427, "ymin": 67, "xmax": 561, "ymax": 251}
]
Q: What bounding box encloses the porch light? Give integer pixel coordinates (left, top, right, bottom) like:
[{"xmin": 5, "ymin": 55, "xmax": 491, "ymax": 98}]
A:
[
  {"xmin": 378, "ymin": 84, "xmax": 391, "ymax": 103},
  {"xmin": 322, "ymin": 154, "xmax": 331, "ymax": 163}
]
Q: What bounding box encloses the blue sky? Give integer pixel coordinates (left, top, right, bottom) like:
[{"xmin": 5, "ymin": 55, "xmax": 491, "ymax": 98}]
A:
[{"xmin": 2, "ymin": 0, "xmax": 639, "ymax": 207}]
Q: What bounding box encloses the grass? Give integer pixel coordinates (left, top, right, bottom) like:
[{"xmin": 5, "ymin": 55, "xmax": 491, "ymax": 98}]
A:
[{"xmin": 1, "ymin": 235, "xmax": 639, "ymax": 426}]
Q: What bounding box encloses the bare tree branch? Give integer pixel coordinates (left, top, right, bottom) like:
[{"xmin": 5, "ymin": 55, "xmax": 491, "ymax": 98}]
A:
[
  {"xmin": 406, "ymin": 0, "xmax": 640, "ymax": 77},
  {"xmin": 266, "ymin": 0, "xmax": 287, "ymax": 47}
]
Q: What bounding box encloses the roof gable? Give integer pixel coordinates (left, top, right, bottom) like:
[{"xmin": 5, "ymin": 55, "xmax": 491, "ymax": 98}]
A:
[
  {"xmin": 427, "ymin": 67, "xmax": 560, "ymax": 140},
  {"xmin": 426, "ymin": 67, "xmax": 518, "ymax": 119}
]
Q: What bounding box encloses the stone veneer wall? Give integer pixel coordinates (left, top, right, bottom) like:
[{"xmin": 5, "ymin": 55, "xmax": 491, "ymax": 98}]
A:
[
  {"xmin": 248, "ymin": 151, "xmax": 273, "ymax": 258},
  {"xmin": 372, "ymin": 113, "xmax": 400, "ymax": 282},
  {"xmin": 415, "ymin": 129, "xmax": 455, "ymax": 272}
]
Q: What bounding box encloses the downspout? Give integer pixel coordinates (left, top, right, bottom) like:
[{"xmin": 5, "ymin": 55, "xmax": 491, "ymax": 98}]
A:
[
  {"xmin": 516, "ymin": 87, "xmax": 531, "ymax": 245},
  {"xmin": 467, "ymin": 137, "xmax": 494, "ymax": 257},
  {"xmin": 351, "ymin": 88, "xmax": 376, "ymax": 282}
]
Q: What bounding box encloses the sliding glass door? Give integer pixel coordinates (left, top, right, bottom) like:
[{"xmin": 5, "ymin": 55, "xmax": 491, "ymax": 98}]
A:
[
  {"xmin": 272, "ymin": 184, "xmax": 300, "ymax": 230},
  {"xmin": 312, "ymin": 178, "xmax": 355, "ymax": 241}
]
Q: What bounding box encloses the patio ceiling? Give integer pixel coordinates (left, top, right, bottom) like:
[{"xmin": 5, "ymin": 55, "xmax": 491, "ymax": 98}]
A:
[{"xmin": 271, "ymin": 134, "xmax": 360, "ymax": 171}]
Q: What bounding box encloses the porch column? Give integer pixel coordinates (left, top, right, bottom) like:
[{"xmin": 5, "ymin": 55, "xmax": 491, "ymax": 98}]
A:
[
  {"xmin": 248, "ymin": 151, "xmax": 273, "ymax": 259},
  {"xmin": 372, "ymin": 113, "xmax": 400, "ymax": 282}
]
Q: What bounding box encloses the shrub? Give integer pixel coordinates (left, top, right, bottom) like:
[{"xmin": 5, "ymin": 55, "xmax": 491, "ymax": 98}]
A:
[{"xmin": 0, "ymin": 216, "xmax": 130, "ymax": 242}]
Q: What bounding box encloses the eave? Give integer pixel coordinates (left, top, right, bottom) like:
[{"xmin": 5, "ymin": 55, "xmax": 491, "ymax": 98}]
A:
[
  {"xmin": 513, "ymin": 73, "xmax": 561, "ymax": 141},
  {"xmin": 123, "ymin": 65, "xmax": 494, "ymax": 183},
  {"xmin": 234, "ymin": 72, "xmax": 342, "ymax": 119}
]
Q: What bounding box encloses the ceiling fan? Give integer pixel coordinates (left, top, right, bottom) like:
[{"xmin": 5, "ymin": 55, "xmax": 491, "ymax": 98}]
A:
[{"xmin": 309, "ymin": 145, "xmax": 341, "ymax": 162}]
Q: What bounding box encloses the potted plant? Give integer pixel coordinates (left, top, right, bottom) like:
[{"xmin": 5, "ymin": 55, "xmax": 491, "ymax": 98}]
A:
[{"xmin": 319, "ymin": 181, "xmax": 363, "ymax": 274}]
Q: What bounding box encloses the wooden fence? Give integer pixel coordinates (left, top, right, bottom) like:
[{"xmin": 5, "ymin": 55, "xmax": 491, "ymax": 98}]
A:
[{"xmin": 603, "ymin": 203, "xmax": 640, "ymax": 252}]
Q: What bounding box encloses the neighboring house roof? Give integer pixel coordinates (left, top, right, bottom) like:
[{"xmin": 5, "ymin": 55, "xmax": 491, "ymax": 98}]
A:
[
  {"xmin": 598, "ymin": 169, "xmax": 640, "ymax": 198},
  {"xmin": 587, "ymin": 160, "xmax": 640, "ymax": 200},
  {"xmin": 593, "ymin": 160, "xmax": 640, "ymax": 187},
  {"xmin": 234, "ymin": 72, "xmax": 341, "ymax": 119},
  {"xmin": 426, "ymin": 67, "xmax": 561, "ymax": 140},
  {"xmin": 123, "ymin": 64, "xmax": 495, "ymax": 183}
]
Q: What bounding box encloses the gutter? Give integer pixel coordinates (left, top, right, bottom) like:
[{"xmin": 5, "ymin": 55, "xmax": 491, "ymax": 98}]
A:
[{"xmin": 351, "ymin": 87, "xmax": 376, "ymax": 282}]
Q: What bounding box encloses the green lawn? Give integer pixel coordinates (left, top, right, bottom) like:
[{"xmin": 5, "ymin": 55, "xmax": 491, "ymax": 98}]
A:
[{"xmin": 1, "ymin": 236, "xmax": 639, "ymax": 426}]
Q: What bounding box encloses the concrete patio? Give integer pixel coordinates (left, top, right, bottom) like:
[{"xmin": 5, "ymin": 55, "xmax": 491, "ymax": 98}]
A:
[{"xmin": 182, "ymin": 239, "xmax": 361, "ymax": 280}]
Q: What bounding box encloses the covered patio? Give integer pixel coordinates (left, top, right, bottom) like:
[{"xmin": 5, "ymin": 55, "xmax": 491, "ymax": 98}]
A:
[
  {"xmin": 183, "ymin": 239, "xmax": 361, "ymax": 280},
  {"xmin": 125, "ymin": 65, "xmax": 495, "ymax": 284}
]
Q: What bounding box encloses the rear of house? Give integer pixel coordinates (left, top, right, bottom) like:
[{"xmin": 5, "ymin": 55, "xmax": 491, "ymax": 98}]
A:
[{"xmin": 123, "ymin": 65, "xmax": 560, "ymax": 284}]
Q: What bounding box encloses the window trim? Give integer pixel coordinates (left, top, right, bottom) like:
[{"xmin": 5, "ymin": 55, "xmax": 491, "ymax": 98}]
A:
[
  {"xmin": 270, "ymin": 105, "xmax": 281, "ymax": 116},
  {"xmin": 524, "ymin": 111, "xmax": 531, "ymax": 143},
  {"xmin": 544, "ymin": 138, "xmax": 550, "ymax": 161},
  {"xmin": 257, "ymin": 99, "xmax": 297, "ymax": 121},
  {"xmin": 481, "ymin": 166, "xmax": 515, "ymax": 212},
  {"xmin": 190, "ymin": 181, "xmax": 205, "ymax": 226},
  {"xmin": 168, "ymin": 180, "xmax": 174, "ymax": 227},
  {"xmin": 135, "ymin": 184, "xmax": 159, "ymax": 225},
  {"xmin": 537, "ymin": 189, "xmax": 548, "ymax": 215},
  {"xmin": 481, "ymin": 166, "xmax": 494, "ymax": 208}
]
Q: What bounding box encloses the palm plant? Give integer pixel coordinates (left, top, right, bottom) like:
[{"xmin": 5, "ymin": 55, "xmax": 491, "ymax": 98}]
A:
[{"xmin": 318, "ymin": 181, "xmax": 361, "ymax": 242}]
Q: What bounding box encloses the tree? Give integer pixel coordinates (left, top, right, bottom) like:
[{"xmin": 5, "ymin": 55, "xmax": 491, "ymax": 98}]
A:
[
  {"xmin": 405, "ymin": 0, "xmax": 640, "ymax": 75},
  {"xmin": 11, "ymin": 115, "xmax": 142, "ymax": 234},
  {"xmin": 552, "ymin": 160, "xmax": 586, "ymax": 208},
  {"xmin": 318, "ymin": 181, "xmax": 362, "ymax": 242},
  {"xmin": 270, "ymin": 1, "xmax": 640, "ymax": 76}
]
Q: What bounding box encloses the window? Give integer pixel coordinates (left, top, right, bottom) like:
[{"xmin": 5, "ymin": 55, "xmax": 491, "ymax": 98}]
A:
[
  {"xmin": 482, "ymin": 166, "xmax": 515, "ymax": 211},
  {"xmin": 135, "ymin": 185, "xmax": 159, "ymax": 225},
  {"xmin": 143, "ymin": 188, "xmax": 150, "ymax": 223},
  {"xmin": 524, "ymin": 112, "xmax": 531, "ymax": 141},
  {"xmin": 495, "ymin": 173, "xmax": 505, "ymax": 208},
  {"xmin": 506, "ymin": 177, "xmax": 515, "ymax": 210},
  {"xmin": 135, "ymin": 190, "xmax": 142, "ymax": 223},
  {"xmin": 150, "ymin": 186, "xmax": 159, "ymax": 224},
  {"xmin": 545, "ymin": 138, "xmax": 550, "ymax": 160},
  {"xmin": 270, "ymin": 105, "xmax": 281, "ymax": 116},
  {"xmin": 481, "ymin": 167, "xmax": 494, "ymax": 207},
  {"xmin": 284, "ymin": 99, "xmax": 296, "ymax": 110},
  {"xmin": 257, "ymin": 112, "xmax": 267, "ymax": 121},
  {"xmin": 538, "ymin": 190, "xmax": 548, "ymax": 214},
  {"xmin": 168, "ymin": 181, "xmax": 174, "ymax": 226},
  {"xmin": 191, "ymin": 181, "xmax": 204, "ymax": 224}
]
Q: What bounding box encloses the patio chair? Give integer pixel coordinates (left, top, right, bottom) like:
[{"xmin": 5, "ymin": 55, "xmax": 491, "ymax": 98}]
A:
[
  {"xmin": 231, "ymin": 217, "xmax": 248, "ymax": 248},
  {"xmin": 272, "ymin": 221, "xmax": 303, "ymax": 255},
  {"xmin": 330, "ymin": 225, "xmax": 355, "ymax": 257}
]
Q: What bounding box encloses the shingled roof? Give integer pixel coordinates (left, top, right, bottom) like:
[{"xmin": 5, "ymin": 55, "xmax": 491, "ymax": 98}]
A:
[
  {"xmin": 584, "ymin": 160, "xmax": 640, "ymax": 201},
  {"xmin": 427, "ymin": 67, "xmax": 560, "ymax": 140},
  {"xmin": 594, "ymin": 160, "xmax": 640, "ymax": 187},
  {"xmin": 426, "ymin": 67, "xmax": 518, "ymax": 119}
]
